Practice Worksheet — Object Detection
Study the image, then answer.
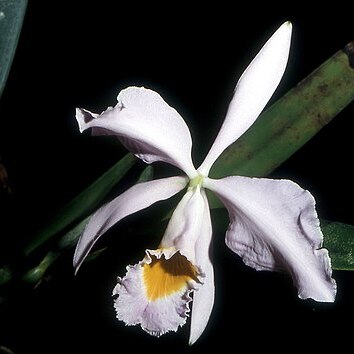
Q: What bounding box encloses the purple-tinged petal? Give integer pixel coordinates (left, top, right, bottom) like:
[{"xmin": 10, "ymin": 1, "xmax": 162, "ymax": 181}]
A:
[
  {"xmin": 73, "ymin": 176, "xmax": 187, "ymax": 273},
  {"xmin": 198, "ymin": 22, "xmax": 292, "ymax": 176},
  {"xmin": 76, "ymin": 86, "xmax": 197, "ymax": 178},
  {"xmin": 189, "ymin": 190, "xmax": 214, "ymax": 345},
  {"xmin": 204, "ymin": 176, "xmax": 336, "ymax": 302},
  {"xmin": 160, "ymin": 185, "xmax": 206, "ymax": 262},
  {"xmin": 159, "ymin": 186, "xmax": 215, "ymax": 343}
]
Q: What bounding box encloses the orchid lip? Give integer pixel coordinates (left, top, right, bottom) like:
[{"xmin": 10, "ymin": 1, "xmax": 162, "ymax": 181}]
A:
[{"xmin": 113, "ymin": 248, "xmax": 204, "ymax": 337}]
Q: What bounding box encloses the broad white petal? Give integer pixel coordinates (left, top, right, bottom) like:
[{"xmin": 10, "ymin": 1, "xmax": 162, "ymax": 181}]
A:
[
  {"xmin": 113, "ymin": 248, "xmax": 203, "ymax": 337},
  {"xmin": 160, "ymin": 185, "xmax": 206, "ymax": 262},
  {"xmin": 159, "ymin": 187, "xmax": 215, "ymax": 343},
  {"xmin": 189, "ymin": 190, "xmax": 215, "ymax": 345},
  {"xmin": 198, "ymin": 22, "xmax": 292, "ymax": 175},
  {"xmin": 76, "ymin": 86, "xmax": 197, "ymax": 178},
  {"xmin": 204, "ymin": 176, "xmax": 336, "ymax": 302},
  {"xmin": 73, "ymin": 176, "xmax": 187, "ymax": 273}
]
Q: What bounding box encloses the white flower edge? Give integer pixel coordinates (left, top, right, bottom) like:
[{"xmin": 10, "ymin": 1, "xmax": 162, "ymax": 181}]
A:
[
  {"xmin": 73, "ymin": 176, "xmax": 188, "ymax": 273},
  {"xmin": 198, "ymin": 21, "xmax": 292, "ymax": 175},
  {"xmin": 113, "ymin": 248, "xmax": 203, "ymax": 337},
  {"xmin": 204, "ymin": 176, "xmax": 336, "ymax": 302},
  {"xmin": 76, "ymin": 87, "xmax": 197, "ymax": 178}
]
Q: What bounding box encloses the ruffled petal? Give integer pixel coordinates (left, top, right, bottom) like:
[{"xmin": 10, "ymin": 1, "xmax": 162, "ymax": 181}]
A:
[
  {"xmin": 73, "ymin": 176, "xmax": 187, "ymax": 273},
  {"xmin": 198, "ymin": 22, "xmax": 292, "ymax": 175},
  {"xmin": 189, "ymin": 190, "xmax": 215, "ymax": 345},
  {"xmin": 76, "ymin": 86, "xmax": 197, "ymax": 178},
  {"xmin": 113, "ymin": 248, "xmax": 203, "ymax": 337},
  {"xmin": 204, "ymin": 176, "xmax": 336, "ymax": 302}
]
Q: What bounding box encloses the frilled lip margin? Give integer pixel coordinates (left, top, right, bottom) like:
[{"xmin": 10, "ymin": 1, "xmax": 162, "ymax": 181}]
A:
[{"xmin": 112, "ymin": 248, "xmax": 205, "ymax": 337}]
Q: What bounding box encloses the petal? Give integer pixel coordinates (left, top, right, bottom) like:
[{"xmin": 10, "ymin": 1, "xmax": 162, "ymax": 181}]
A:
[
  {"xmin": 159, "ymin": 186, "xmax": 206, "ymax": 262},
  {"xmin": 204, "ymin": 176, "xmax": 336, "ymax": 302},
  {"xmin": 73, "ymin": 176, "xmax": 187, "ymax": 273},
  {"xmin": 76, "ymin": 86, "xmax": 197, "ymax": 178},
  {"xmin": 159, "ymin": 187, "xmax": 215, "ymax": 343},
  {"xmin": 198, "ymin": 22, "xmax": 292, "ymax": 176},
  {"xmin": 113, "ymin": 248, "xmax": 203, "ymax": 337},
  {"xmin": 189, "ymin": 190, "xmax": 215, "ymax": 345}
]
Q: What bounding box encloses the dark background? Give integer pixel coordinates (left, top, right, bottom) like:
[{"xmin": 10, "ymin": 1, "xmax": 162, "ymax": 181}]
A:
[{"xmin": 1, "ymin": 2, "xmax": 354, "ymax": 353}]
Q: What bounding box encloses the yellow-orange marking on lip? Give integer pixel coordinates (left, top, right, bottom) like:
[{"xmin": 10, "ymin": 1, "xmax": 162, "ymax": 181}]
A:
[{"xmin": 143, "ymin": 252, "xmax": 198, "ymax": 301}]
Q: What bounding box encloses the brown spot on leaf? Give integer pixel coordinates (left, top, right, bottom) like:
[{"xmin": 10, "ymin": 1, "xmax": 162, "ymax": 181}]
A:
[
  {"xmin": 343, "ymin": 41, "xmax": 354, "ymax": 69},
  {"xmin": 318, "ymin": 83, "xmax": 329, "ymax": 95}
]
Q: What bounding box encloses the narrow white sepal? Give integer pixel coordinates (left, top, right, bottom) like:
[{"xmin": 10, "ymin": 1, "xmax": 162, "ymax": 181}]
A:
[
  {"xmin": 73, "ymin": 176, "xmax": 187, "ymax": 273},
  {"xmin": 198, "ymin": 22, "xmax": 292, "ymax": 176}
]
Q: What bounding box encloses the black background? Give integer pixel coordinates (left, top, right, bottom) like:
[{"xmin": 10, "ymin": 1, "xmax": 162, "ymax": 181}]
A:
[{"xmin": 1, "ymin": 2, "xmax": 354, "ymax": 353}]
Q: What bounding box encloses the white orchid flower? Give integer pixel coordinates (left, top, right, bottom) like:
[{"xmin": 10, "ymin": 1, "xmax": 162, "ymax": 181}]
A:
[{"xmin": 73, "ymin": 21, "xmax": 336, "ymax": 345}]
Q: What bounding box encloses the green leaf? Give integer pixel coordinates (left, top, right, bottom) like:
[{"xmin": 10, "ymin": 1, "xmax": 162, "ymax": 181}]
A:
[
  {"xmin": 322, "ymin": 221, "xmax": 354, "ymax": 270},
  {"xmin": 137, "ymin": 165, "xmax": 154, "ymax": 183},
  {"xmin": 25, "ymin": 153, "xmax": 136, "ymax": 256},
  {"xmin": 57, "ymin": 215, "xmax": 91, "ymax": 250},
  {"xmin": 212, "ymin": 209, "xmax": 354, "ymax": 271},
  {"xmin": 22, "ymin": 251, "xmax": 59, "ymax": 284},
  {"xmin": 22, "ymin": 161, "xmax": 153, "ymax": 283},
  {"xmin": 85, "ymin": 247, "xmax": 107, "ymax": 262},
  {"xmin": 58, "ymin": 164, "xmax": 154, "ymax": 251},
  {"xmin": 0, "ymin": 265, "xmax": 12, "ymax": 286},
  {"xmin": 211, "ymin": 41, "xmax": 354, "ymax": 179},
  {"xmin": 0, "ymin": 0, "xmax": 28, "ymax": 98}
]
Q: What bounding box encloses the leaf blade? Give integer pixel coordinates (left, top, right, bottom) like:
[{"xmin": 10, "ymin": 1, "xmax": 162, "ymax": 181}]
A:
[
  {"xmin": 0, "ymin": 0, "xmax": 28, "ymax": 98},
  {"xmin": 322, "ymin": 221, "xmax": 354, "ymax": 271},
  {"xmin": 24, "ymin": 153, "xmax": 136, "ymax": 256}
]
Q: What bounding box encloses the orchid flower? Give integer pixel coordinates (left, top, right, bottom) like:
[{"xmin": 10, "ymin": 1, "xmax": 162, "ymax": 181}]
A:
[{"xmin": 73, "ymin": 21, "xmax": 336, "ymax": 344}]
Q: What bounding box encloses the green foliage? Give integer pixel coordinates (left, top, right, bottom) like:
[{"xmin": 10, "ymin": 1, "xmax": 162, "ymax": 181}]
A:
[
  {"xmin": 322, "ymin": 221, "xmax": 354, "ymax": 270},
  {"xmin": 0, "ymin": 0, "xmax": 28, "ymax": 98},
  {"xmin": 211, "ymin": 42, "xmax": 354, "ymax": 179},
  {"xmin": 24, "ymin": 153, "xmax": 136, "ymax": 256}
]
